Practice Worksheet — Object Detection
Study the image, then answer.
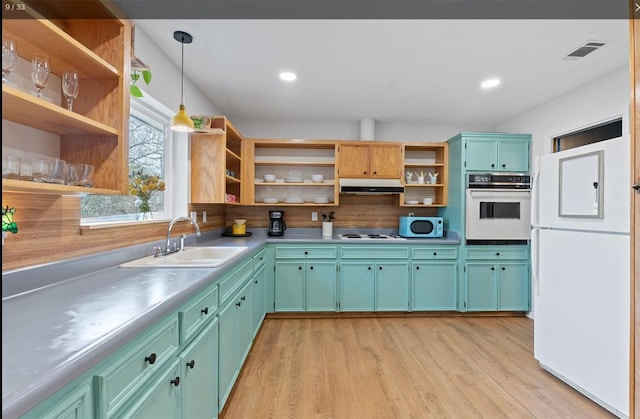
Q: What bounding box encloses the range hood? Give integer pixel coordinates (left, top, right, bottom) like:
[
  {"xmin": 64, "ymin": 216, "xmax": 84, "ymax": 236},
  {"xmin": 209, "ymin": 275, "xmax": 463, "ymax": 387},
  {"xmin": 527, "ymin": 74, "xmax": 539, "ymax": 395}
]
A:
[{"xmin": 339, "ymin": 178, "xmax": 404, "ymax": 194}]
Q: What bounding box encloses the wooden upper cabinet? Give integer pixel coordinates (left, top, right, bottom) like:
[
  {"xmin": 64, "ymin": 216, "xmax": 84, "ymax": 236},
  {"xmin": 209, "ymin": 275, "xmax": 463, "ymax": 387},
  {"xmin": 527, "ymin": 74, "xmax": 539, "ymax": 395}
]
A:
[
  {"xmin": 337, "ymin": 143, "xmax": 402, "ymax": 179},
  {"xmin": 190, "ymin": 116, "xmax": 243, "ymax": 204},
  {"xmin": 2, "ymin": 1, "xmax": 131, "ymax": 195}
]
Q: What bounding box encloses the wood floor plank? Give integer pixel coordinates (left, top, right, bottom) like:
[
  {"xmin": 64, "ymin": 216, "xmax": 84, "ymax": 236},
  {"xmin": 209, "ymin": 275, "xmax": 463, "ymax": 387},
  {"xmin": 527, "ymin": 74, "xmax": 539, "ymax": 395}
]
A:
[{"xmin": 221, "ymin": 317, "xmax": 615, "ymax": 419}]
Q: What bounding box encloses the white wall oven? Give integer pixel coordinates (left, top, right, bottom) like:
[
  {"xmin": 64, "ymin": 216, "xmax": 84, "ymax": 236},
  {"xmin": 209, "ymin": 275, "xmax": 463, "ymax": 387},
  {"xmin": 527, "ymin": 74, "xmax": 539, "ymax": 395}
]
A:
[{"xmin": 465, "ymin": 173, "xmax": 531, "ymax": 243}]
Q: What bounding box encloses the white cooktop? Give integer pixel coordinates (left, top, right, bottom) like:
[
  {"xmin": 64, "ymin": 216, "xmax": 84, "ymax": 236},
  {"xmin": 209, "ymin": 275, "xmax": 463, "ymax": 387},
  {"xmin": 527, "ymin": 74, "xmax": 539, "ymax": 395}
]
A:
[{"xmin": 338, "ymin": 233, "xmax": 406, "ymax": 240}]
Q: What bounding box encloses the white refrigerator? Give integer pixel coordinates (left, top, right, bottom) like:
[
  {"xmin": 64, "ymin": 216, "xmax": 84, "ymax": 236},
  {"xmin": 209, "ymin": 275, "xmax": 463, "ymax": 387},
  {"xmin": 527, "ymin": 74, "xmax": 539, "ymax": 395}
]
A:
[{"xmin": 531, "ymin": 136, "xmax": 630, "ymax": 418}]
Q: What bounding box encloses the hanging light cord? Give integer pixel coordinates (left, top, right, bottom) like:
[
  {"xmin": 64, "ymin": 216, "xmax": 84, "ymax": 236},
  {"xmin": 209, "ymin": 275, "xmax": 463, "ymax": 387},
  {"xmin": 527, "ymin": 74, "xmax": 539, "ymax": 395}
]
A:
[{"xmin": 180, "ymin": 35, "xmax": 185, "ymax": 106}]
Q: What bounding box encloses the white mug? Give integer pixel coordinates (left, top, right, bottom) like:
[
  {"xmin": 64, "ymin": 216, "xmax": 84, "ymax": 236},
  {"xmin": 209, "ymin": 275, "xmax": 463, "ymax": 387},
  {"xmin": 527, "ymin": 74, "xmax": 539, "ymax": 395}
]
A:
[{"xmin": 423, "ymin": 197, "xmax": 433, "ymax": 205}]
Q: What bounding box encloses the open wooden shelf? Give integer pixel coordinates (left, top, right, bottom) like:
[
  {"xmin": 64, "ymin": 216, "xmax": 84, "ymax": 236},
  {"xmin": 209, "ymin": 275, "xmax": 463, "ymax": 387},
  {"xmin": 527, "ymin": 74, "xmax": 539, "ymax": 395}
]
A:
[
  {"xmin": 2, "ymin": 179, "xmax": 120, "ymax": 195},
  {"xmin": 2, "ymin": 85, "xmax": 119, "ymax": 137}
]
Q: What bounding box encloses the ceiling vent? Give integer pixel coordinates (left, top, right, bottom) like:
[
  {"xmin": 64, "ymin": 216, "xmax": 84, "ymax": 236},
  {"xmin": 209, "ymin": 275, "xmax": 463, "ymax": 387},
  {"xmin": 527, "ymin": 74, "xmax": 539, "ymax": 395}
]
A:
[{"xmin": 564, "ymin": 41, "xmax": 606, "ymax": 60}]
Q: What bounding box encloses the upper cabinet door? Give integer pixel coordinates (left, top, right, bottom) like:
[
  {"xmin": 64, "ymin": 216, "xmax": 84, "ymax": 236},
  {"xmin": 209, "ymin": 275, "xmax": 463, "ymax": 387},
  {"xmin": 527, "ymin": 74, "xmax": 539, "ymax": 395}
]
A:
[
  {"xmin": 465, "ymin": 138, "xmax": 499, "ymax": 171},
  {"xmin": 338, "ymin": 144, "xmax": 371, "ymax": 178},
  {"xmin": 497, "ymin": 139, "xmax": 530, "ymax": 172},
  {"xmin": 370, "ymin": 145, "xmax": 402, "ymax": 178}
]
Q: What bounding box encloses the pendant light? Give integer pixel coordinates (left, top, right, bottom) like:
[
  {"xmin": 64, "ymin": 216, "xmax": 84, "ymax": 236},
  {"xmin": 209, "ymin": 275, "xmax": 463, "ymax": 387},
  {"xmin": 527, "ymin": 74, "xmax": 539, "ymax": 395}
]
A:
[{"xmin": 170, "ymin": 30, "xmax": 194, "ymax": 132}]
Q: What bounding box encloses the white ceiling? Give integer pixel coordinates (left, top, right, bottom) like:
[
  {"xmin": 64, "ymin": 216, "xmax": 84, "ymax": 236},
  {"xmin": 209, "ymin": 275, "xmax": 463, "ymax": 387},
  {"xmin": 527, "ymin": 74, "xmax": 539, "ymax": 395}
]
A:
[{"xmin": 133, "ymin": 19, "xmax": 629, "ymax": 127}]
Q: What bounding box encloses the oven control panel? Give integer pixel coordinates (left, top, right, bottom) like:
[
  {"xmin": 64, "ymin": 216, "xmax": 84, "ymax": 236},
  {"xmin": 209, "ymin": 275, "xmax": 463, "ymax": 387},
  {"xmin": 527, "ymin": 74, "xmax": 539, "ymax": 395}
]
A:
[{"xmin": 467, "ymin": 173, "xmax": 530, "ymax": 189}]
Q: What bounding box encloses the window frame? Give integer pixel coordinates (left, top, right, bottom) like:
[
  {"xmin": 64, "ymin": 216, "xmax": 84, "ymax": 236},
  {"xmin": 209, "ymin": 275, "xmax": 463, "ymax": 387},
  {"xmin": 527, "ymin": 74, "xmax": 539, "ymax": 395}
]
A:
[{"xmin": 80, "ymin": 94, "xmax": 175, "ymax": 226}]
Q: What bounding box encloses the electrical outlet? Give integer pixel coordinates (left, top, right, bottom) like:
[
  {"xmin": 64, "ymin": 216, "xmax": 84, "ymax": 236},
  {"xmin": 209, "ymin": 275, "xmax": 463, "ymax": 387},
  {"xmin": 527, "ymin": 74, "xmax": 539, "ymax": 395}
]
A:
[
  {"xmin": 190, "ymin": 211, "xmax": 197, "ymax": 222},
  {"xmin": 202, "ymin": 211, "xmax": 207, "ymax": 223},
  {"xmin": 311, "ymin": 212, "xmax": 318, "ymax": 221}
]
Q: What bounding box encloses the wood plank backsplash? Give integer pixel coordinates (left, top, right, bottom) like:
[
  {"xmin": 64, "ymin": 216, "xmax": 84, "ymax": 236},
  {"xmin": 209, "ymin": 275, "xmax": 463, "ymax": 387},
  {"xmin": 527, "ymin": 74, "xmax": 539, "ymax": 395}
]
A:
[{"xmin": 1, "ymin": 193, "xmax": 434, "ymax": 271}]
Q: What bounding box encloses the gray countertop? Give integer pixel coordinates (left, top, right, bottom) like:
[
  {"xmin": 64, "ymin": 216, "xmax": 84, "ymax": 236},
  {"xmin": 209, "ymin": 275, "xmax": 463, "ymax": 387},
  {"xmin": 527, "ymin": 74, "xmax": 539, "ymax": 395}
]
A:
[{"xmin": 1, "ymin": 228, "xmax": 459, "ymax": 418}]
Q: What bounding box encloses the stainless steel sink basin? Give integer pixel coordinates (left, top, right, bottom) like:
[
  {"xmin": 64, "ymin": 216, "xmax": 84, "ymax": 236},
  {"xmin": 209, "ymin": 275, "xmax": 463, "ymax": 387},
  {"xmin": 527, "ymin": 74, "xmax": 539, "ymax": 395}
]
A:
[{"xmin": 120, "ymin": 246, "xmax": 249, "ymax": 268}]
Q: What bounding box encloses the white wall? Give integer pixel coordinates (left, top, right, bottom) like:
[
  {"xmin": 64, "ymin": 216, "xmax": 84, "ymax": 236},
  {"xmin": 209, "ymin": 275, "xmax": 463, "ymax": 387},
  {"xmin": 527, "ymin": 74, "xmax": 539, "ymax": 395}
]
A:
[{"xmin": 495, "ymin": 65, "xmax": 630, "ymax": 161}]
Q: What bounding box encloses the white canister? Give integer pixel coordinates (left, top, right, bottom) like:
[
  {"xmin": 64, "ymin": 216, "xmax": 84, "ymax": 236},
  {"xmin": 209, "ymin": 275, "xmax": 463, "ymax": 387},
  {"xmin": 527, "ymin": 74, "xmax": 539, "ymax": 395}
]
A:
[{"xmin": 322, "ymin": 221, "xmax": 333, "ymax": 238}]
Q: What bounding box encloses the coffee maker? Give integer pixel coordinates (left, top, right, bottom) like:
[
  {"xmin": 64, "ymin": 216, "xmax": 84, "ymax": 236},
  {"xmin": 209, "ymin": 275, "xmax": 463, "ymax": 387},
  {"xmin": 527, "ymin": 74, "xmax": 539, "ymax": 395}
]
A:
[{"xmin": 268, "ymin": 210, "xmax": 286, "ymax": 236}]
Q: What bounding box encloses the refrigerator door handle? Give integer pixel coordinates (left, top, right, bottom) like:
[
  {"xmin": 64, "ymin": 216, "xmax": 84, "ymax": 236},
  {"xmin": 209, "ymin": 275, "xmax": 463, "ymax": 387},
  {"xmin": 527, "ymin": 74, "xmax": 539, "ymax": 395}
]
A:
[
  {"xmin": 531, "ymin": 155, "xmax": 541, "ymax": 227},
  {"xmin": 531, "ymin": 227, "xmax": 540, "ymax": 296}
]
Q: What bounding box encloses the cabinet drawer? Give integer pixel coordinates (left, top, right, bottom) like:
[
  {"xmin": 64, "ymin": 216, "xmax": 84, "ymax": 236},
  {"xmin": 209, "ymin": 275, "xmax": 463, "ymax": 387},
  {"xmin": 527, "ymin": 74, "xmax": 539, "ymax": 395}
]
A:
[
  {"xmin": 219, "ymin": 257, "xmax": 253, "ymax": 305},
  {"xmin": 179, "ymin": 285, "xmax": 218, "ymax": 345},
  {"xmin": 275, "ymin": 246, "xmax": 337, "ymax": 259},
  {"xmin": 465, "ymin": 246, "xmax": 528, "ymax": 260},
  {"xmin": 412, "ymin": 247, "xmax": 458, "ymax": 260},
  {"xmin": 253, "ymin": 248, "xmax": 267, "ymax": 270},
  {"xmin": 94, "ymin": 315, "xmax": 179, "ymax": 417},
  {"xmin": 340, "ymin": 246, "xmax": 409, "ymax": 259}
]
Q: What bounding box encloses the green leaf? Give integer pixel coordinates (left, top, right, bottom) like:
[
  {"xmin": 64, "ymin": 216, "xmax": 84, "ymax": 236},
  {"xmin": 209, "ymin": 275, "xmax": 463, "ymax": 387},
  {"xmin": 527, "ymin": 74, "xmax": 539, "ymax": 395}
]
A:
[
  {"xmin": 141, "ymin": 70, "xmax": 152, "ymax": 85},
  {"xmin": 131, "ymin": 72, "xmax": 140, "ymax": 82},
  {"xmin": 130, "ymin": 85, "xmax": 143, "ymax": 97}
]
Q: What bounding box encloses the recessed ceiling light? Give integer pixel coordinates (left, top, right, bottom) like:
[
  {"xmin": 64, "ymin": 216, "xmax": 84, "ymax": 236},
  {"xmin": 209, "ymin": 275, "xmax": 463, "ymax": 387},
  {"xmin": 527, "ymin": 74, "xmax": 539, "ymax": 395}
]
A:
[
  {"xmin": 279, "ymin": 71, "xmax": 297, "ymax": 82},
  {"xmin": 481, "ymin": 78, "xmax": 501, "ymax": 89}
]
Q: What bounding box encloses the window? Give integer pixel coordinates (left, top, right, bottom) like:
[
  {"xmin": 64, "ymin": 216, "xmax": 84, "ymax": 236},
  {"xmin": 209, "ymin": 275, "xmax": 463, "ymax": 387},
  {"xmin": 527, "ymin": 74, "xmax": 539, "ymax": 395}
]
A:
[
  {"xmin": 81, "ymin": 96, "xmax": 170, "ymax": 223},
  {"xmin": 553, "ymin": 118, "xmax": 622, "ymax": 152}
]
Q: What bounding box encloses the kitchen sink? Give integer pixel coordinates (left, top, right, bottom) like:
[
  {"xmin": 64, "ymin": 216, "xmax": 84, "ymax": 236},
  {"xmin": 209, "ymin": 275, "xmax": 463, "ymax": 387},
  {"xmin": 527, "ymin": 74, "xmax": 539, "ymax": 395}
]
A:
[{"xmin": 119, "ymin": 246, "xmax": 249, "ymax": 268}]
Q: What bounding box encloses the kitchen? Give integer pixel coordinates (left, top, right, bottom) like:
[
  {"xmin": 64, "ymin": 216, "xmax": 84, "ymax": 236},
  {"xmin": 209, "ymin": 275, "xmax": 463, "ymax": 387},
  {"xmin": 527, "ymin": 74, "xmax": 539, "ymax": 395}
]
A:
[{"xmin": 2, "ymin": 4, "xmax": 639, "ymax": 419}]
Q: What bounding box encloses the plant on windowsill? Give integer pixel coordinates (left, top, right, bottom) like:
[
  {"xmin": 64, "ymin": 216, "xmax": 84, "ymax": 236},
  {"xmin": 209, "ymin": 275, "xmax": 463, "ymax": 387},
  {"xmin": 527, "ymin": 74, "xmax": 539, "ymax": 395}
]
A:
[{"xmin": 129, "ymin": 169, "xmax": 165, "ymax": 220}]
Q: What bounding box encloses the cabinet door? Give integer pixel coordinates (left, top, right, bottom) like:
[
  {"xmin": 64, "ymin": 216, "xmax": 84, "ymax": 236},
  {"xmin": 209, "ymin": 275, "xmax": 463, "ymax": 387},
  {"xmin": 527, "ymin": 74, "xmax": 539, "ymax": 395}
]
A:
[
  {"xmin": 252, "ymin": 264, "xmax": 267, "ymax": 338},
  {"xmin": 338, "ymin": 144, "xmax": 370, "ymax": 177},
  {"xmin": 23, "ymin": 382, "xmax": 93, "ymax": 419},
  {"xmin": 412, "ymin": 262, "xmax": 457, "ymax": 311},
  {"xmin": 498, "ymin": 139, "xmax": 530, "ymax": 172},
  {"xmin": 340, "ymin": 262, "xmax": 375, "ymax": 311},
  {"xmin": 465, "ymin": 263, "xmax": 498, "ymax": 311},
  {"xmin": 218, "ymin": 298, "xmax": 239, "ymax": 409},
  {"xmin": 181, "ymin": 318, "xmax": 219, "ymax": 419},
  {"xmin": 275, "ymin": 261, "xmax": 305, "ymax": 311},
  {"xmin": 118, "ymin": 359, "xmax": 181, "ymax": 419},
  {"xmin": 370, "ymin": 145, "xmax": 402, "ymax": 178},
  {"xmin": 465, "ymin": 138, "xmax": 498, "ymax": 171},
  {"xmin": 306, "ymin": 261, "xmax": 337, "ymax": 311},
  {"xmin": 497, "ymin": 263, "xmax": 529, "ymax": 311},
  {"xmin": 375, "ymin": 262, "xmax": 409, "ymax": 311},
  {"xmin": 238, "ymin": 281, "xmax": 254, "ymax": 365}
]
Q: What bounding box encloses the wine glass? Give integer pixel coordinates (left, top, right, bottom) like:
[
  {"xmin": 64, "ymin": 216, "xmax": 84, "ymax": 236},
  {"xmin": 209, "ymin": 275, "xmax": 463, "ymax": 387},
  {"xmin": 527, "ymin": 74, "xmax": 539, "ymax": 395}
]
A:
[
  {"xmin": 2, "ymin": 38, "xmax": 16, "ymax": 84},
  {"xmin": 31, "ymin": 55, "xmax": 50, "ymax": 98},
  {"xmin": 62, "ymin": 69, "xmax": 79, "ymax": 111}
]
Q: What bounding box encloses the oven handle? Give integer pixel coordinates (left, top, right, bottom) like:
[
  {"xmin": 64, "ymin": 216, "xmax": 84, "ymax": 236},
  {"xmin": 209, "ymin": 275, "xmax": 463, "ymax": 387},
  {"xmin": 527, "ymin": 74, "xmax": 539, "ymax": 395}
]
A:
[{"xmin": 467, "ymin": 189, "xmax": 531, "ymax": 198}]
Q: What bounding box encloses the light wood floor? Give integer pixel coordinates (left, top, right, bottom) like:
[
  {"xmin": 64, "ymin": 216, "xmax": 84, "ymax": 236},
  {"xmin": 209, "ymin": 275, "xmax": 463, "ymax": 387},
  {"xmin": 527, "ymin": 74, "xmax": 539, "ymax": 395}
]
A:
[{"xmin": 220, "ymin": 316, "xmax": 615, "ymax": 418}]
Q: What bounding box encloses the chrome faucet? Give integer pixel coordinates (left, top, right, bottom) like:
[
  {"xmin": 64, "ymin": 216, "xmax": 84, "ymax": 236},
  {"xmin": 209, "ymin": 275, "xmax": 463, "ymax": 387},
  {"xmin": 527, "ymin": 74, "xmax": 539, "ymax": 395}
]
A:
[{"xmin": 159, "ymin": 216, "xmax": 201, "ymax": 256}]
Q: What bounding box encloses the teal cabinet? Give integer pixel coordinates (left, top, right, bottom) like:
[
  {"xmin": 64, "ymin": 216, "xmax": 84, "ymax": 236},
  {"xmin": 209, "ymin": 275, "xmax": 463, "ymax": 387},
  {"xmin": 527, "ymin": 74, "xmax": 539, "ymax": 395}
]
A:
[
  {"xmin": 251, "ymin": 264, "xmax": 266, "ymax": 338},
  {"xmin": 238, "ymin": 280, "xmax": 254, "ymax": 365},
  {"xmin": 179, "ymin": 318, "xmax": 219, "ymax": 419},
  {"xmin": 22, "ymin": 380, "xmax": 93, "ymax": 419},
  {"xmin": 374, "ymin": 262, "xmax": 409, "ymax": 311},
  {"xmin": 339, "ymin": 262, "xmax": 375, "ymax": 311},
  {"xmin": 411, "ymin": 262, "xmax": 457, "ymax": 310},
  {"xmin": 410, "ymin": 247, "xmax": 458, "ymax": 311},
  {"xmin": 218, "ymin": 294, "xmax": 240, "ymax": 409},
  {"xmin": 274, "ymin": 245, "xmax": 338, "ymax": 312},
  {"xmin": 465, "ymin": 263, "xmax": 498, "ymax": 311},
  {"xmin": 118, "ymin": 359, "xmax": 181, "ymax": 419},
  {"xmin": 274, "ymin": 261, "xmax": 305, "ymax": 311},
  {"xmin": 464, "ymin": 246, "xmax": 530, "ymax": 312},
  {"xmin": 306, "ymin": 261, "xmax": 337, "ymax": 311},
  {"xmin": 463, "ymin": 135, "xmax": 530, "ymax": 172},
  {"xmin": 497, "ymin": 263, "xmax": 529, "ymax": 311}
]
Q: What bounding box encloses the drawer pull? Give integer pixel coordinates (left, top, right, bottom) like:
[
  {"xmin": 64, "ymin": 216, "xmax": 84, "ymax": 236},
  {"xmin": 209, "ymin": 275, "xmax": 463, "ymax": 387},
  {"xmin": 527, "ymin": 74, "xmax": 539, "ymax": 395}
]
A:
[
  {"xmin": 298, "ymin": 266, "xmax": 303, "ymax": 270},
  {"xmin": 310, "ymin": 266, "xmax": 314, "ymax": 270},
  {"xmin": 491, "ymin": 267, "xmax": 495, "ymax": 271},
  {"xmin": 145, "ymin": 353, "xmax": 157, "ymax": 365},
  {"xmin": 501, "ymin": 267, "xmax": 506, "ymax": 271},
  {"xmin": 304, "ymin": 251, "xmax": 308, "ymax": 255},
  {"xmin": 433, "ymin": 252, "xmax": 437, "ymax": 256},
  {"xmin": 254, "ymin": 280, "xmax": 258, "ymax": 284},
  {"xmin": 186, "ymin": 360, "xmax": 195, "ymax": 369},
  {"xmin": 379, "ymin": 266, "xmax": 383, "ymax": 270},
  {"xmin": 241, "ymin": 296, "xmax": 246, "ymax": 301},
  {"xmin": 201, "ymin": 307, "xmax": 209, "ymax": 315},
  {"xmin": 496, "ymin": 252, "xmax": 500, "ymax": 256},
  {"xmin": 416, "ymin": 266, "xmax": 420, "ymax": 270},
  {"xmin": 368, "ymin": 266, "xmax": 372, "ymax": 270},
  {"xmin": 236, "ymin": 301, "xmax": 242, "ymax": 307},
  {"xmin": 171, "ymin": 377, "xmax": 180, "ymax": 387}
]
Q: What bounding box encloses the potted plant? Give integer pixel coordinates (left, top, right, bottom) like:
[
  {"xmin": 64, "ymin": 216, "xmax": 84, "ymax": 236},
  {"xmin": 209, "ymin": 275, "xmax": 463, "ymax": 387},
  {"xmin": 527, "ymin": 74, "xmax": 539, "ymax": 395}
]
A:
[{"xmin": 130, "ymin": 68, "xmax": 152, "ymax": 97}]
